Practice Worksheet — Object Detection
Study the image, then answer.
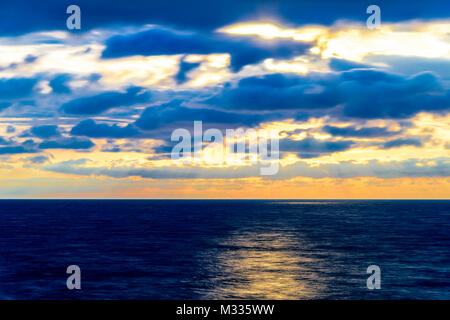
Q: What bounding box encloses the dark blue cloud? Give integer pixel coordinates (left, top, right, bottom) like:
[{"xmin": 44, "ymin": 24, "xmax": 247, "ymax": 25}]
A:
[
  {"xmin": 30, "ymin": 125, "xmax": 60, "ymax": 138},
  {"xmin": 280, "ymin": 136, "xmax": 354, "ymax": 158},
  {"xmin": 323, "ymin": 125, "xmax": 402, "ymax": 138},
  {"xmin": 0, "ymin": 139, "xmax": 37, "ymax": 154},
  {"xmin": 39, "ymin": 138, "xmax": 94, "ymax": 150},
  {"xmin": 0, "ymin": 78, "xmax": 37, "ymax": 100},
  {"xmin": 1, "ymin": 0, "xmax": 448, "ymax": 36},
  {"xmin": 71, "ymin": 119, "xmax": 140, "ymax": 138},
  {"xmin": 206, "ymin": 70, "xmax": 450, "ymax": 119},
  {"xmin": 135, "ymin": 100, "xmax": 269, "ymax": 130},
  {"xmin": 101, "ymin": 146, "xmax": 122, "ymax": 153},
  {"xmin": 149, "ymin": 144, "xmax": 173, "ymax": 158},
  {"xmin": 102, "ymin": 28, "xmax": 308, "ymax": 71},
  {"xmin": 340, "ymin": 71, "xmax": 450, "ymax": 118},
  {"xmin": 24, "ymin": 55, "xmax": 38, "ymax": 64},
  {"xmin": 87, "ymin": 73, "xmax": 102, "ymax": 82},
  {"xmin": 382, "ymin": 138, "xmax": 424, "ymax": 149},
  {"xmin": 61, "ymin": 87, "xmax": 151, "ymax": 115},
  {"xmin": 207, "ymin": 73, "xmax": 342, "ymax": 110},
  {"xmin": 175, "ymin": 60, "xmax": 201, "ymax": 84},
  {"xmin": 0, "ymin": 146, "xmax": 31, "ymax": 154},
  {"xmin": 49, "ymin": 74, "xmax": 72, "ymax": 94}
]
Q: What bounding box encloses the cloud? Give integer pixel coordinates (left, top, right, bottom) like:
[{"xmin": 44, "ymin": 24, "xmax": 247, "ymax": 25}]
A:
[
  {"xmin": 0, "ymin": 138, "xmax": 37, "ymax": 154},
  {"xmin": 71, "ymin": 119, "xmax": 140, "ymax": 138},
  {"xmin": 102, "ymin": 27, "xmax": 308, "ymax": 71},
  {"xmin": 135, "ymin": 100, "xmax": 268, "ymax": 130},
  {"xmin": 205, "ymin": 70, "xmax": 450, "ymax": 119},
  {"xmin": 24, "ymin": 155, "xmax": 49, "ymax": 164},
  {"xmin": 24, "ymin": 55, "xmax": 38, "ymax": 64},
  {"xmin": 0, "ymin": 146, "xmax": 32, "ymax": 154},
  {"xmin": 328, "ymin": 58, "xmax": 373, "ymax": 72},
  {"xmin": 0, "ymin": 137, "xmax": 10, "ymax": 145},
  {"xmin": 41, "ymin": 157, "xmax": 450, "ymax": 180},
  {"xmin": 39, "ymin": 138, "xmax": 94, "ymax": 150},
  {"xmin": 175, "ymin": 60, "xmax": 201, "ymax": 84},
  {"xmin": 101, "ymin": 146, "xmax": 123, "ymax": 153},
  {"xmin": 322, "ymin": 125, "xmax": 402, "ymax": 138},
  {"xmin": 30, "ymin": 125, "xmax": 60, "ymax": 138},
  {"xmin": 280, "ymin": 136, "xmax": 354, "ymax": 158},
  {"xmin": 0, "ymin": 77, "xmax": 37, "ymax": 100},
  {"xmin": 49, "ymin": 74, "xmax": 72, "ymax": 94},
  {"xmin": 206, "ymin": 72, "xmax": 342, "ymax": 111},
  {"xmin": 0, "ymin": 54, "xmax": 38, "ymax": 71},
  {"xmin": 61, "ymin": 87, "xmax": 151, "ymax": 115},
  {"xmin": 341, "ymin": 71, "xmax": 450, "ymax": 118},
  {"xmin": 382, "ymin": 138, "xmax": 424, "ymax": 149},
  {"xmin": 366, "ymin": 56, "xmax": 450, "ymax": 79}
]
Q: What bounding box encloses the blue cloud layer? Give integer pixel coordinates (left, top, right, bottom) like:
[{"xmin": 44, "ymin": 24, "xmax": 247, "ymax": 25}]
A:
[{"xmin": 206, "ymin": 70, "xmax": 450, "ymax": 119}]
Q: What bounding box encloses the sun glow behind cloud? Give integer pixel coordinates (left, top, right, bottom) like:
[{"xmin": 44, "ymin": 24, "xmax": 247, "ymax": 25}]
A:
[{"xmin": 220, "ymin": 20, "xmax": 450, "ymax": 61}]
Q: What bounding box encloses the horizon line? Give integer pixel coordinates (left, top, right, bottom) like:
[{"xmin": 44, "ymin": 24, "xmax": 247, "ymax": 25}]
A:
[{"xmin": 0, "ymin": 198, "xmax": 448, "ymax": 201}]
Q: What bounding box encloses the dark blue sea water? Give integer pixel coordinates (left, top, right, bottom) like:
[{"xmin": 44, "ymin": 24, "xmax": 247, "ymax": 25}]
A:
[{"xmin": 0, "ymin": 200, "xmax": 449, "ymax": 299}]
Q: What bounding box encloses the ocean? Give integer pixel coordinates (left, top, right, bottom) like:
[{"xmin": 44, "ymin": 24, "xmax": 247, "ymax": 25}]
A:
[{"xmin": 0, "ymin": 200, "xmax": 449, "ymax": 299}]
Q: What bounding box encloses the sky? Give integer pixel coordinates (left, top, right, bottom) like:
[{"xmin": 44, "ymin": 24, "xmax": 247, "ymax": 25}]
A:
[{"xmin": 0, "ymin": 0, "xmax": 449, "ymax": 199}]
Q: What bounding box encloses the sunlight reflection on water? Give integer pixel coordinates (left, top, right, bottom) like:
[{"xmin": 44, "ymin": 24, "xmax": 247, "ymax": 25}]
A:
[
  {"xmin": 202, "ymin": 231, "xmax": 324, "ymax": 299},
  {"xmin": 269, "ymin": 201, "xmax": 340, "ymax": 205}
]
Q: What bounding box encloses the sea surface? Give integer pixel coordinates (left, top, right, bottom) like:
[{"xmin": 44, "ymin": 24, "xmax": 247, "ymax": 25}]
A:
[{"xmin": 0, "ymin": 200, "xmax": 449, "ymax": 299}]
